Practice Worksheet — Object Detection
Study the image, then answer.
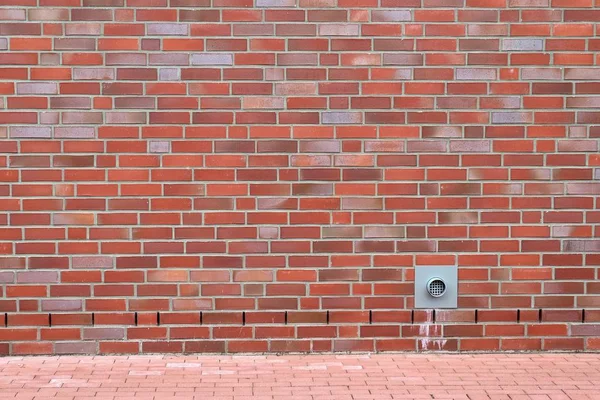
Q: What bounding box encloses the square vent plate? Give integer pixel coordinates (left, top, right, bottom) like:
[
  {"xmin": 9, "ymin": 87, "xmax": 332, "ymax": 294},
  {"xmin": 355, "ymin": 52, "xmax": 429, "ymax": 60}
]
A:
[{"xmin": 414, "ymin": 265, "xmax": 458, "ymax": 309}]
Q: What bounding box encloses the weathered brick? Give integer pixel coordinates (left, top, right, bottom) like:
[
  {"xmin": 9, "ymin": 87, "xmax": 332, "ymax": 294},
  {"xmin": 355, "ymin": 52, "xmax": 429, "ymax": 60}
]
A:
[
  {"xmin": 502, "ymin": 39, "xmax": 544, "ymax": 51},
  {"xmin": 191, "ymin": 53, "xmax": 233, "ymax": 66}
]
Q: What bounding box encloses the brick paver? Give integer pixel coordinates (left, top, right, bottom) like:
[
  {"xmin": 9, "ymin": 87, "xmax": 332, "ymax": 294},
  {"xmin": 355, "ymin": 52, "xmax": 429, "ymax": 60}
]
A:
[{"xmin": 0, "ymin": 354, "xmax": 597, "ymax": 399}]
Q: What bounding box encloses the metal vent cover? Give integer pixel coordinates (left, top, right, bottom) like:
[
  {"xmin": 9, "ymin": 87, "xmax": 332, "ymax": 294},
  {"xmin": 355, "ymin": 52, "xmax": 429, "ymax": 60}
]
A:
[
  {"xmin": 427, "ymin": 277, "xmax": 446, "ymax": 297},
  {"xmin": 414, "ymin": 266, "xmax": 457, "ymax": 309}
]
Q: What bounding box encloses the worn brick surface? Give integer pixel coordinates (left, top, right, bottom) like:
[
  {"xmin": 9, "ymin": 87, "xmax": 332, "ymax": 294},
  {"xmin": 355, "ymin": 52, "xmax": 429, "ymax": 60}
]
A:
[
  {"xmin": 0, "ymin": 354, "xmax": 599, "ymax": 400},
  {"xmin": 0, "ymin": 1, "xmax": 600, "ymax": 354}
]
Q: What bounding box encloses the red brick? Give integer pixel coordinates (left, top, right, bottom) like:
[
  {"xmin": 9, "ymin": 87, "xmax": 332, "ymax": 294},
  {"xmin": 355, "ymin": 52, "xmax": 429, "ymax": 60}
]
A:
[
  {"xmin": 0, "ymin": 0, "xmax": 596, "ymax": 355},
  {"xmin": 12, "ymin": 342, "xmax": 53, "ymax": 355},
  {"xmin": 99, "ymin": 341, "xmax": 139, "ymax": 354}
]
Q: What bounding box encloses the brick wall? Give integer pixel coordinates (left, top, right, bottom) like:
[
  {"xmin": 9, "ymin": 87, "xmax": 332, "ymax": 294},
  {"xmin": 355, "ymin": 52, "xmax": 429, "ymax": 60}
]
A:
[{"xmin": 1, "ymin": 0, "xmax": 600, "ymax": 355}]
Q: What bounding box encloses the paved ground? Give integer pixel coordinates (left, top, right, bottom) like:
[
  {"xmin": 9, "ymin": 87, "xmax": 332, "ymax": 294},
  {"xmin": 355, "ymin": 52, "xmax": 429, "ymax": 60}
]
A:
[{"xmin": 0, "ymin": 354, "xmax": 598, "ymax": 400}]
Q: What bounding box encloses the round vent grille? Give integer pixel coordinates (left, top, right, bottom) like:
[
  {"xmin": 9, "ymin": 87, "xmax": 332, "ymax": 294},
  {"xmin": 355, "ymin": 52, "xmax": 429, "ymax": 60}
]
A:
[{"xmin": 426, "ymin": 277, "xmax": 446, "ymax": 297}]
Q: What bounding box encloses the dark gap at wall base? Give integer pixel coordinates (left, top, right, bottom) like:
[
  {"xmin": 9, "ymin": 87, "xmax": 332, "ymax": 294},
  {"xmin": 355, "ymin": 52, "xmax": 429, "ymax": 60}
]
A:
[{"xmin": 0, "ymin": 308, "xmax": 595, "ymax": 327}]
